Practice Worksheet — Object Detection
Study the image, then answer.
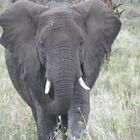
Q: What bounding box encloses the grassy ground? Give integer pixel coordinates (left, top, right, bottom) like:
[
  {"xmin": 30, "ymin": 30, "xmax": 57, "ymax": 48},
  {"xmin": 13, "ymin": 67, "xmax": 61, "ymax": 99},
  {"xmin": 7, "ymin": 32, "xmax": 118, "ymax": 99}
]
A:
[{"xmin": 0, "ymin": 2, "xmax": 140, "ymax": 140}]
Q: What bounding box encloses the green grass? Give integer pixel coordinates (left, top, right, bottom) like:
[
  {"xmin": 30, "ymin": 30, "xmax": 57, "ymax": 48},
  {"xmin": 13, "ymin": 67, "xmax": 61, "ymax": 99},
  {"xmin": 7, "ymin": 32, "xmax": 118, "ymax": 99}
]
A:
[{"xmin": 0, "ymin": 2, "xmax": 140, "ymax": 140}]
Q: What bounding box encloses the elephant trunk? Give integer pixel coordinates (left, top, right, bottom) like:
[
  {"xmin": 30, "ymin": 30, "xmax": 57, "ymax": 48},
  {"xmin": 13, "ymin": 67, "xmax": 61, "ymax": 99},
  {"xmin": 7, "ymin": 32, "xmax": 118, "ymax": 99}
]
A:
[
  {"xmin": 45, "ymin": 46, "xmax": 90, "ymax": 115},
  {"xmin": 50, "ymin": 73, "xmax": 74, "ymax": 115},
  {"xmin": 46, "ymin": 47, "xmax": 76, "ymax": 115}
]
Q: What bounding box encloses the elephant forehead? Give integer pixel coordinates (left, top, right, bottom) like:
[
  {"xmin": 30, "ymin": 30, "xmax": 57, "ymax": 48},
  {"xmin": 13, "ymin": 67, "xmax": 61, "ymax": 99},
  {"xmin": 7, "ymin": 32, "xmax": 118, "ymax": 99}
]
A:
[
  {"xmin": 45, "ymin": 13, "xmax": 83, "ymax": 31},
  {"xmin": 41, "ymin": 7, "xmax": 73, "ymax": 19},
  {"xmin": 39, "ymin": 7, "xmax": 84, "ymax": 30},
  {"xmin": 39, "ymin": 9, "xmax": 74, "ymax": 29}
]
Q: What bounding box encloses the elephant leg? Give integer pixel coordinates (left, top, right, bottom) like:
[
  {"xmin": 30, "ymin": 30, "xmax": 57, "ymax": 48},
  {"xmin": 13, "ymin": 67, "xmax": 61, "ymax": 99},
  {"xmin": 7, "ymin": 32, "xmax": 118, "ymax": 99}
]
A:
[
  {"xmin": 68, "ymin": 83, "xmax": 90, "ymax": 140},
  {"xmin": 36, "ymin": 104, "xmax": 57, "ymax": 140},
  {"xmin": 61, "ymin": 115, "xmax": 68, "ymax": 140}
]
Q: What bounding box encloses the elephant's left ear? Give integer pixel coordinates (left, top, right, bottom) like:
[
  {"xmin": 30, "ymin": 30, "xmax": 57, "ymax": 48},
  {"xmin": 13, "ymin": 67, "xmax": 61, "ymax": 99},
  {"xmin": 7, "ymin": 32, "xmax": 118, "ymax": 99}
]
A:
[{"xmin": 72, "ymin": 0, "xmax": 121, "ymax": 87}]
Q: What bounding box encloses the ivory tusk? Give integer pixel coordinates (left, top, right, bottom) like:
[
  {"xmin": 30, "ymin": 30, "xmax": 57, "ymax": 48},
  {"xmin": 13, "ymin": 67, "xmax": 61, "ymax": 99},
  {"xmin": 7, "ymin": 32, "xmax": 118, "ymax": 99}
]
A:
[
  {"xmin": 78, "ymin": 77, "xmax": 90, "ymax": 90},
  {"xmin": 45, "ymin": 80, "xmax": 51, "ymax": 94}
]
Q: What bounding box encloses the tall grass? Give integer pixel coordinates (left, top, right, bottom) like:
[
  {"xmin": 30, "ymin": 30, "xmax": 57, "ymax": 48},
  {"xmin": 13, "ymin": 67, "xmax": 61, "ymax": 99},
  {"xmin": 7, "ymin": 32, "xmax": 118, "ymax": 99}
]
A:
[{"xmin": 0, "ymin": 2, "xmax": 140, "ymax": 140}]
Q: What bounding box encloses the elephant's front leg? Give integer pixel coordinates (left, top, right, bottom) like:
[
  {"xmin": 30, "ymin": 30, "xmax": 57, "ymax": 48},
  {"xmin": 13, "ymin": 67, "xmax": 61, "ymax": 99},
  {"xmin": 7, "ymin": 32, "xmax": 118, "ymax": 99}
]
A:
[
  {"xmin": 36, "ymin": 104, "xmax": 57, "ymax": 140},
  {"xmin": 61, "ymin": 115, "xmax": 68, "ymax": 140},
  {"xmin": 68, "ymin": 83, "xmax": 90, "ymax": 140}
]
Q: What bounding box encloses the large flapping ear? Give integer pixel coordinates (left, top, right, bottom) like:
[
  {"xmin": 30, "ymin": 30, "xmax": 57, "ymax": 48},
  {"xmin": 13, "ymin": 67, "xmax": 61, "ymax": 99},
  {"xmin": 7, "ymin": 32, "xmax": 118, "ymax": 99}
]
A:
[
  {"xmin": 0, "ymin": 0, "xmax": 48, "ymax": 95},
  {"xmin": 72, "ymin": 0, "xmax": 121, "ymax": 87},
  {"xmin": 0, "ymin": 0, "xmax": 46, "ymax": 52},
  {"xmin": 0, "ymin": 0, "xmax": 47, "ymax": 81}
]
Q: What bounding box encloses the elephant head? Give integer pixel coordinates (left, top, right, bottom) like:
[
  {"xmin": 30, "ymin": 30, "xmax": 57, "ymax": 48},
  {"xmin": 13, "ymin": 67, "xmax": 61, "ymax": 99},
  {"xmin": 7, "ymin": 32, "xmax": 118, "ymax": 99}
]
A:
[{"xmin": 0, "ymin": 0, "xmax": 121, "ymax": 116}]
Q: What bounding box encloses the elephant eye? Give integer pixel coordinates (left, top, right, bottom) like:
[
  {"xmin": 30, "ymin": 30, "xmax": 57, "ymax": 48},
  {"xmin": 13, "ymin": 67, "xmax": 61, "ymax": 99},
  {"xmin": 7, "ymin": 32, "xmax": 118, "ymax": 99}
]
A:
[
  {"xmin": 39, "ymin": 40, "xmax": 46, "ymax": 48},
  {"xmin": 80, "ymin": 40, "xmax": 84, "ymax": 46}
]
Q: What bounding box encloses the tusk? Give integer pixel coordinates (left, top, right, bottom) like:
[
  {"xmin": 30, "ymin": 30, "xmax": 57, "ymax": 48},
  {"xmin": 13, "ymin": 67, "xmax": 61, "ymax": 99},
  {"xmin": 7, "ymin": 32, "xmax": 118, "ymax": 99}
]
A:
[
  {"xmin": 45, "ymin": 80, "xmax": 51, "ymax": 94},
  {"xmin": 78, "ymin": 77, "xmax": 90, "ymax": 90}
]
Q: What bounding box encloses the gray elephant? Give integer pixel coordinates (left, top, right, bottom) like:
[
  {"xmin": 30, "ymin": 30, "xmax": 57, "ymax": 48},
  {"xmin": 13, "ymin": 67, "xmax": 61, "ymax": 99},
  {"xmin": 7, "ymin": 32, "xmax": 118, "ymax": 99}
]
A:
[{"xmin": 0, "ymin": 0, "xmax": 121, "ymax": 139}]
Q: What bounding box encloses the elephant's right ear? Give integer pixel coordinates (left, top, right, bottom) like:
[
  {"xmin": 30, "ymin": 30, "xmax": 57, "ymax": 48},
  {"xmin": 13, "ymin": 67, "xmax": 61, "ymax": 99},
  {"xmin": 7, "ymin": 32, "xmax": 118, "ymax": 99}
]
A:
[
  {"xmin": 0, "ymin": 0, "xmax": 47, "ymax": 53},
  {"xmin": 72, "ymin": 0, "xmax": 121, "ymax": 88}
]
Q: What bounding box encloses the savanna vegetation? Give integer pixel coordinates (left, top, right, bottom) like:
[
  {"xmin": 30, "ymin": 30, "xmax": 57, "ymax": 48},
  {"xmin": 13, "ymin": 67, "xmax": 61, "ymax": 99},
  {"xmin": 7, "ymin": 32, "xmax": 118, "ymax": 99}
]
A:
[{"xmin": 0, "ymin": 0, "xmax": 140, "ymax": 140}]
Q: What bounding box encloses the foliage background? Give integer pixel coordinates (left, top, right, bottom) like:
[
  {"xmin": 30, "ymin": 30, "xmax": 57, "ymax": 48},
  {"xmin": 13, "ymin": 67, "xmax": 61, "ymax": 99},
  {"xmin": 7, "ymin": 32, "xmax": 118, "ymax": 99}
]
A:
[{"xmin": 0, "ymin": 0, "xmax": 140, "ymax": 140}]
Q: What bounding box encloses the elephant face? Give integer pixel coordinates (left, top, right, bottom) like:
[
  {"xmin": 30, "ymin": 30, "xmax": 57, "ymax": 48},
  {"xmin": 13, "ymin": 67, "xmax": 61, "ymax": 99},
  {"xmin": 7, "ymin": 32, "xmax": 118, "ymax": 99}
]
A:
[
  {"xmin": 36, "ymin": 8, "xmax": 85, "ymax": 80},
  {"xmin": 0, "ymin": 0, "xmax": 121, "ymax": 116}
]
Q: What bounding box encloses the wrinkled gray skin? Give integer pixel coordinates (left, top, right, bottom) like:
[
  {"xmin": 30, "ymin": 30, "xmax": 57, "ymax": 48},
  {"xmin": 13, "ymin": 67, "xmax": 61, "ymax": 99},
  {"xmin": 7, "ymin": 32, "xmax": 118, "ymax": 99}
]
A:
[{"xmin": 0, "ymin": 0, "xmax": 121, "ymax": 139}]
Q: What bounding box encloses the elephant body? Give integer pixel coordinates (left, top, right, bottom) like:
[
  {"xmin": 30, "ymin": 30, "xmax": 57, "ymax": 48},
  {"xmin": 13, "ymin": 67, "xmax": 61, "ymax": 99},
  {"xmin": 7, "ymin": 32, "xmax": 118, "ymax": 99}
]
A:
[{"xmin": 0, "ymin": 0, "xmax": 121, "ymax": 139}]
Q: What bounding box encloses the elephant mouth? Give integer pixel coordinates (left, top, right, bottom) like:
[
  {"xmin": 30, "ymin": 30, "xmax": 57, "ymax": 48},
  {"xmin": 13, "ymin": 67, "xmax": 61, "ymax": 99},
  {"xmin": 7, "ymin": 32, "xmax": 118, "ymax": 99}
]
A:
[{"xmin": 45, "ymin": 77, "xmax": 90, "ymax": 94}]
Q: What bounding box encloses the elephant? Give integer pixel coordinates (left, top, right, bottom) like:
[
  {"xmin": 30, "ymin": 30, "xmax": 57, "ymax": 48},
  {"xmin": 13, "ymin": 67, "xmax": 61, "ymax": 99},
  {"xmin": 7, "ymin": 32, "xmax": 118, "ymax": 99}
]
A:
[{"xmin": 0, "ymin": 0, "xmax": 121, "ymax": 139}]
